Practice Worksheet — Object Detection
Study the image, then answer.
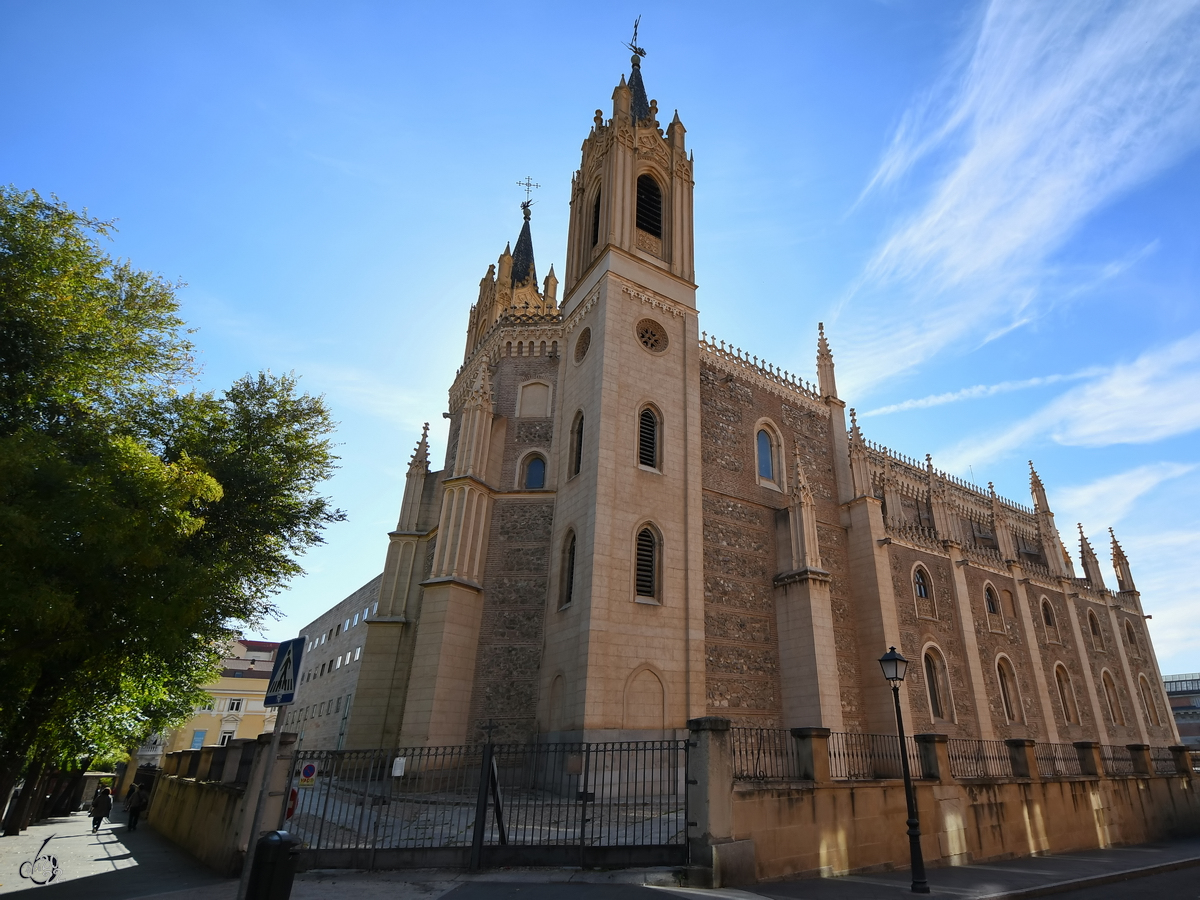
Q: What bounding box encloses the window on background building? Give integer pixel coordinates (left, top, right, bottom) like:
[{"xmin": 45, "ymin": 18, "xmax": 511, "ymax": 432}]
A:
[
  {"xmin": 635, "ymin": 174, "xmax": 662, "ymax": 239},
  {"xmin": 219, "ymin": 730, "xmax": 235, "ymax": 746},
  {"xmin": 523, "ymin": 455, "xmax": 546, "ymax": 489},
  {"xmin": 336, "ymin": 657, "xmax": 342, "ymax": 669},
  {"xmin": 561, "ymin": 532, "xmax": 577, "ymax": 609},
  {"xmin": 353, "ymin": 613, "xmax": 359, "ymax": 626},
  {"xmin": 757, "ymin": 429, "xmax": 774, "ymax": 481},
  {"xmin": 344, "ymin": 618, "xmax": 351, "ymax": 632},
  {"xmin": 228, "ymin": 698, "xmax": 243, "ymax": 713},
  {"xmin": 638, "ymin": 408, "xmax": 659, "ymax": 469},
  {"xmin": 355, "ymin": 646, "xmax": 362, "ymax": 660},
  {"xmin": 190, "ymin": 731, "xmax": 207, "ymax": 749},
  {"xmin": 364, "ymin": 607, "xmax": 370, "ymax": 621},
  {"xmin": 635, "ymin": 527, "xmax": 659, "ymax": 601},
  {"xmin": 372, "ymin": 602, "xmax": 378, "ymax": 614}
]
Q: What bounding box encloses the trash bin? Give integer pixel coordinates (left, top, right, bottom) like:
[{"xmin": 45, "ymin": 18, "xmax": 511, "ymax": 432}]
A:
[{"xmin": 245, "ymin": 830, "xmax": 300, "ymax": 900}]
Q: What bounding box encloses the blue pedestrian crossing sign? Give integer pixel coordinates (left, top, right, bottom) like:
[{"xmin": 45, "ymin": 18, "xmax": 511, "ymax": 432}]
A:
[{"xmin": 265, "ymin": 637, "xmax": 305, "ymax": 707}]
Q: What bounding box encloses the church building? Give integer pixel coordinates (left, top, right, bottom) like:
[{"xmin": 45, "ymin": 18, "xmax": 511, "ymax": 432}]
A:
[{"xmin": 341, "ymin": 51, "xmax": 1178, "ymax": 754}]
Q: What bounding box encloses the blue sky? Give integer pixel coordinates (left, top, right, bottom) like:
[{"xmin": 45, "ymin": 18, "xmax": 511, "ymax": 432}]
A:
[{"xmin": 5, "ymin": 1, "xmax": 1199, "ymax": 673}]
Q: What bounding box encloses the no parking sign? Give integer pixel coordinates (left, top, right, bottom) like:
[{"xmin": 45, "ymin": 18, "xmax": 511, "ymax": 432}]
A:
[{"xmin": 298, "ymin": 762, "xmax": 317, "ymax": 788}]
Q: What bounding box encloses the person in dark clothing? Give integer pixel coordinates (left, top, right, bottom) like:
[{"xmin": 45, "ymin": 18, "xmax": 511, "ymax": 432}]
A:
[
  {"xmin": 126, "ymin": 784, "xmax": 148, "ymax": 831},
  {"xmin": 89, "ymin": 787, "xmax": 112, "ymax": 833}
]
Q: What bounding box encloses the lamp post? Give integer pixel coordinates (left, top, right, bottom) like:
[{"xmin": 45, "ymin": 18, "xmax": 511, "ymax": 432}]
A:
[{"xmin": 879, "ymin": 646, "xmax": 929, "ymax": 894}]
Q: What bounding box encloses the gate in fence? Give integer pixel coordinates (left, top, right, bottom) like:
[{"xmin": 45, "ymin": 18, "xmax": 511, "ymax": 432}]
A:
[{"xmin": 285, "ymin": 739, "xmax": 689, "ymax": 869}]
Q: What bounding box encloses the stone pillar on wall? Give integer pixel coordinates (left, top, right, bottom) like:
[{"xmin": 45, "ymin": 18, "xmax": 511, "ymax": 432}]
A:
[
  {"xmin": 1127, "ymin": 744, "xmax": 1152, "ymax": 777},
  {"xmin": 914, "ymin": 733, "xmax": 948, "ymax": 782},
  {"xmin": 1074, "ymin": 740, "xmax": 1102, "ymax": 777},
  {"xmin": 1005, "ymin": 738, "xmax": 1038, "ymax": 780},
  {"xmin": 944, "ymin": 547, "xmax": 995, "ymax": 740},
  {"xmin": 842, "ymin": 412, "xmax": 905, "ymax": 735},
  {"xmin": 686, "ymin": 717, "xmax": 734, "ymax": 868},
  {"xmin": 1008, "ymin": 564, "xmax": 1060, "ymax": 744},
  {"xmin": 791, "ymin": 727, "xmax": 831, "ymax": 782},
  {"xmin": 774, "ymin": 448, "xmax": 842, "ymax": 729}
]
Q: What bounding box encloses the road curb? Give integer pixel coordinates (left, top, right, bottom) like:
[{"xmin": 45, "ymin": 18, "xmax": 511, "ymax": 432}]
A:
[{"xmin": 975, "ymin": 854, "xmax": 1200, "ymax": 899}]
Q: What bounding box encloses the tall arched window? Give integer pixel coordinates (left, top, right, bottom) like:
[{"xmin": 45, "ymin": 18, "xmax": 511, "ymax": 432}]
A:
[
  {"xmin": 560, "ymin": 532, "xmax": 577, "ymax": 609},
  {"xmin": 1102, "ymin": 670, "xmax": 1124, "ymax": 725},
  {"xmin": 591, "ymin": 189, "xmax": 602, "ymax": 246},
  {"xmin": 757, "ymin": 429, "xmax": 775, "ymax": 481},
  {"xmin": 635, "ymin": 526, "xmax": 659, "ymax": 601},
  {"xmin": 635, "ymin": 174, "xmax": 662, "ymax": 239},
  {"xmin": 1089, "ymin": 610, "xmax": 1105, "ymax": 651},
  {"xmin": 914, "ymin": 567, "xmax": 936, "ymax": 620},
  {"xmin": 924, "ymin": 649, "xmax": 951, "ymax": 721},
  {"xmin": 638, "ymin": 407, "xmax": 659, "ymax": 469},
  {"xmin": 1124, "ymin": 620, "xmax": 1139, "ymax": 657},
  {"xmin": 1055, "ymin": 665, "xmax": 1077, "ymax": 725},
  {"xmin": 570, "ymin": 411, "xmax": 584, "ymax": 478},
  {"xmin": 1140, "ymin": 675, "xmax": 1162, "ymax": 727},
  {"xmin": 914, "ymin": 569, "xmax": 929, "ymax": 599},
  {"xmin": 997, "ymin": 657, "xmax": 1020, "ymax": 724},
  {"xmin": 1042, "ymin": 600, "xmax": 1060, "ymax": 643},
  {"xmin": 985, "ymin": 586, "xmax": 999, "ymax": 616},
  {"xmin": 522, "ymin": 454, "xmax": 546, "ymax": 490}
]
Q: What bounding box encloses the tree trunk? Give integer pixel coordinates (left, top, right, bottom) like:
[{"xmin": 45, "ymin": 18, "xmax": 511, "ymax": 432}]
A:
[
  {"xmin": 2, "ymin": 758, "xmax": 44, "ymax": 836},
  {"xmin": 50, "ymin": 757, "xmax": 92, "ymax": 817}
]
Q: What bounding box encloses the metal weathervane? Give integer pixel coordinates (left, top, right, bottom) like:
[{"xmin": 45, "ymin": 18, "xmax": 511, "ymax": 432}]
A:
[{"xmin": 625, "ymin": 15, "xmax": 646, "ymax": 58}]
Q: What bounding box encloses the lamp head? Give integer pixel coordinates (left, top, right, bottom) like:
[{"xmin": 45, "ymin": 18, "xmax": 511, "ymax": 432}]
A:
[{"xmin": 879, "ymin": 646, "xmax": 908, "ymax": 684}]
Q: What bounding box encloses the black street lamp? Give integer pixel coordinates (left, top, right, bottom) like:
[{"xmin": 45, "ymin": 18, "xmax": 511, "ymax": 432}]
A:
[{"xmin": 879, "ymin": 646, "xmax": 929, "ymax": 894}]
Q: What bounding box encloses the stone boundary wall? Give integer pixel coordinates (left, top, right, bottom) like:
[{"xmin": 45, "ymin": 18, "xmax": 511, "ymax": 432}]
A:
[
  {"xmin": 147, "ymin": 733, "xmax": 294, "ymax": 876},
  {"xmin": 687, "ymin": 717, "xmax": 1200, "ymax": 887}
]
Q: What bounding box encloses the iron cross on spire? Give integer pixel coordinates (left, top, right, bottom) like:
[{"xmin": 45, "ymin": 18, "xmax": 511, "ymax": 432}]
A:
[
  {"xmin": 625, "ymin": 15, "xmax": 646, "ymax": 58},
  {"xmin": 516, "ymin": 176, "xmax": 541, "ymax": 202}
]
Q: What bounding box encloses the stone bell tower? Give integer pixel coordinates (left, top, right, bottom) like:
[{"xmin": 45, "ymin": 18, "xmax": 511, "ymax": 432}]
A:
[{"xmin": 539, "ymin": 45, "xmax": 706, "ymax": 739}]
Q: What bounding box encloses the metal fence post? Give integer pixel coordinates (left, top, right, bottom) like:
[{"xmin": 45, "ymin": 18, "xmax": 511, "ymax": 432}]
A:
[{"xmin": 469, "ymin": 742, "xmax": 494, "ymax": 870}]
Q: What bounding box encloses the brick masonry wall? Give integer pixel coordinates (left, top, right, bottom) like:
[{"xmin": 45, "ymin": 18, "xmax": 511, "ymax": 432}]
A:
[
  {"xmin": 464, "ymin": 349, "xmax": 560, "ymax": 744},
  {"xmin": 698, "ymin": 363, "xmax": 863, "ymax": 728}
]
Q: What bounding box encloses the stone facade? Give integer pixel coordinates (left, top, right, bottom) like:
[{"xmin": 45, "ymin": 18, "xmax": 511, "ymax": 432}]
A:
[{"xmin": 340, "ymin": 53, "xmax": 1179, "ymax": 753}]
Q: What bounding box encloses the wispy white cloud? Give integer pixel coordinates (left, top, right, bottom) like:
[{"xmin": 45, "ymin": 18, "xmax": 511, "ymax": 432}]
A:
[
  {"xmin": 864, "ymin": 366, "xmax": 1103, "ymax": 416},
  {"xmin": 1051, "ymin": 462, "xmax": 1196, "ymax": 537},
  {"xmin": 938, "ymin": 331, "xmax": 1200, "ymax": 468},
  {"xmin": 834, "ymin": 0, "xmax": 1200, "ymax": 393}
]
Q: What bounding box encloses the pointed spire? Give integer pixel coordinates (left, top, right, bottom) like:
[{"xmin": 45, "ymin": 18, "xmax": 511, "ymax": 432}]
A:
[
  {"xmin": 849, "ymin": 407, "xmax": 862, "ymax": 443},
  {"xmin": 628, "ymin": 53, "xmax": 651, "ymax": 123},
  {"xmin": 511, "ymin": 203, "xmax": 537, "ymax": 288},
  {"xmin": 1078, "ymin": 524, "xmax": 1107, "ymax": 589},
  {"xmin": 1029, "ymin": 460, "xmax": 1049, "ymax": 511},
  {"xmin": 1110, "ymin": 527, "xmax": 1136, "ymax": 592},
  {"xmin": 408, "ymin": 423, "xmax": 430, "ymax": 474},
  {"xmin": 817, "ymin": 322, "xmax": 838, "ymax": 399}
]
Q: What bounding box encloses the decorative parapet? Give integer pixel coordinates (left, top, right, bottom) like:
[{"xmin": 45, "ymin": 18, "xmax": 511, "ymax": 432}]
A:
[
  {"xmin": 699, "ymin": 333, "xmax": 827, "ymax": 415},
  {"xmin": 885, "ymin": 520, "xmax": 942, "ymax": 552},
  {"xmin": 450, "ymin": 312, "xmax": 563, "ymax": 410}
]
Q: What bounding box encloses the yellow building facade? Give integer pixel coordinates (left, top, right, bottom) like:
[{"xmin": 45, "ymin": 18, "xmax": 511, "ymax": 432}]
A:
[{"xmin": 163, "ymin": 640, "xmax": 279, "ymax": 753}]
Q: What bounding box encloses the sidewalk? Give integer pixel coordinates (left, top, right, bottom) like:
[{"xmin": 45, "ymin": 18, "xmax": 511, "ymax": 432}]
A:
[
  {"xmin": 1, "ymin": 806, "xmax": 1197, "ymax": 900},
  {"xmin": 0, "ymin": 805, "xmax": 229, "ymax": 899}
]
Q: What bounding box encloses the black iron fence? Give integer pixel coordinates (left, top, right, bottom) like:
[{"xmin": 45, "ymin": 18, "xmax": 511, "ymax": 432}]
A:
[
  {"xmin": 1099, "ymin": 745, "xmax": 1136, "ymax": 776},
  {"xmin": 946, "ymin": 739, "xmax": 1013, "ymax": 779},
  {"xmin": 731, "ymin": 728, "xmax": 803, "ymax": 781},
  {"xmin": 1150, "ymin": 746, "xmax": 1177, "ymax": 776},
  {"xmin": 828, "ymin": 732, "xmax": 925, "ymax": 780},
  {"xmin": 1035, "ymin": 742, "xmax": 1083, "ymax": 778},
  {"xmin": 286, "ymin": 740, "xmax": 689, "ymax": 868}
]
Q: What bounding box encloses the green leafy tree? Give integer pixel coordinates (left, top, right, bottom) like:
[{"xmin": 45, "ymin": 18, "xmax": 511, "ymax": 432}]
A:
[{"xmin": 0, "ymin": 187, "xmax": 344, "ymax": 827}]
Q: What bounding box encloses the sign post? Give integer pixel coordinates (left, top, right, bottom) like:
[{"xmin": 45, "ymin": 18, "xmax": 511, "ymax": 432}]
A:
[{"xmin": 236, "ymin": 637, "xmax": 305, "ymax": 900}]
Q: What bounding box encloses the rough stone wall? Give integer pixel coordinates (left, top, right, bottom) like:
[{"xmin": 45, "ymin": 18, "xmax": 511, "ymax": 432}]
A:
[
  {"xmin": 464, "ymin": 348, "xmax": 560, "ymax": 744},
  {"xmin": 698, "ymin": 363, "xmax": 860, "ymax": 727},
  {"xmin": 1024, "ymin": 582, "xmax": 1096, "ymax": 739},
  {"xmin": 888, "ymin": 546, "xmax": 976, "ymax": 736},
  {"xmin": 962, "ymin": 565, "xmax": 1047, "ymax": 740}
]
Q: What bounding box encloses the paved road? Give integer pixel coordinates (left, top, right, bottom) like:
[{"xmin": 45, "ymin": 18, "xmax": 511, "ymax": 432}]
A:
[{"xmin": 2, "ymin": 806, "xmax": 1198, "ymax": 900}]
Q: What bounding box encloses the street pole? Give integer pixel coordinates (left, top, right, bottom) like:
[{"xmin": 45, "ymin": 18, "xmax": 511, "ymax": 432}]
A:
[
  {"xmin": 892, "ymin": 682, "xmax": 929, "ymax": 894},
  {"xmin": 236, "ymin": 711, "xmax": 284, "ymax": 900}
]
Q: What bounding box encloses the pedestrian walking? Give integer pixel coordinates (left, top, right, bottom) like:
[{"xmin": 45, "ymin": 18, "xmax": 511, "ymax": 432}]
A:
[
  {"xmin": 126, "ymin": 784, "xmax": 148, "ymax": 832},
  {"xmin": 88, "ymin": 787, "xmax": 112, "ymax": 834}
]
